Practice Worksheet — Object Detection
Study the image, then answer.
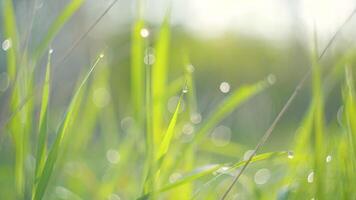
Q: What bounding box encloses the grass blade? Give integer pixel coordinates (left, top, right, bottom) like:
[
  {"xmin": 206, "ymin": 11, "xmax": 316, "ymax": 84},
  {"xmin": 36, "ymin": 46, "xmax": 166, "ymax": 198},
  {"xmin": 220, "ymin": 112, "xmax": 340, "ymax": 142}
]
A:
[
  {"xmin": 152, "ymin": 14, "xmax": 170, "ymax": 146},
  {"xmin": 34, "ymin": 49, "xmax": 53, "ymax": 182},
  {"xmin": 33, "ymin": 53, "xmax": 103, "ymax": 200},
  {"xmin": 138, "ymin": 151, "xmax": 287, "ymax": 199}
]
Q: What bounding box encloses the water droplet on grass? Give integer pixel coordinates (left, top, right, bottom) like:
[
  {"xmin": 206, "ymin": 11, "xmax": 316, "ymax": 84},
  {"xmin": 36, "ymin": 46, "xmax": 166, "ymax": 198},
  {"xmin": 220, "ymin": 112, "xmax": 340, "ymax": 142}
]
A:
[
  {"xmin": 49, "ymin": 48, "xmax": 54, "ymax": 54},
  {"xmin": 267, "ymin": 74, "xmax": 276, "ymax": 85},
  {"xmin": 326, "ymin": 155, "xmax": 332, "ymax": 163},
  {"xmin": 106, "ymin": 149, "xmax": 120, "ymax": 164},
  {"xmin": 254, "ymin": 168, "xmax": 271, "ymax": 185},
  {"xmin": 243, "ymin": 150, "xmax": 255, "ymax": 161},
  {"xmin": 186, "ymin": 64, "xmax": 195, "ymax": 73},
  {"xmin": 92, "ymin": 87, "xmax": 111, "ymax": 108},
  {"xmin": 307, "ymin": 172, "xmax": 314, "ymax": 183},
  {"xmin": 190, "ymin": 113, "xmax": 202, "ymax": 124},
  {"xmin": 182, "ymin": 85, "xmax": 188, "ymax": 93},
  {"xmin": 140, "ymin": 28, "xmax": 150, "ymax": 38},
  {"xmin": 169, "ymin": 172, "xmax": 182, "ymax": 183},
  {"xmin": 288, "ymin": 151, "xmax": 294, "ymax": 159},
  {"xmin": 219, "ymin": 81, "xmax": 230, "ymax": 93},
  {"xmin": 100, "ymin": 53, "xmax": 105, "ymax": 58},
  {"xmin": 182, "ymin": 123, "xmax": 194, "ymax": 135},
  {"xmin": 2, "ymin": 39, "xmax": 12, "ymax": 51},
  {"xmin": 108, "ymin": 193, "xmax": 121, "ymax": 200},
  {"xmin": 337, "ymin": 105, "xmax": 344, "ymax": 128}
]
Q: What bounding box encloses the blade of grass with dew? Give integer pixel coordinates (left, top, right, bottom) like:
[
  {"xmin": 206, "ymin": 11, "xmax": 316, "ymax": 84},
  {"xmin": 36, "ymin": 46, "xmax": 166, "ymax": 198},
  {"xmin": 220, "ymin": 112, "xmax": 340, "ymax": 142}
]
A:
[
  {"xmin": 2, "ymin": 0, "xmax": 19, "ymax": 79},
  {"xmin": 152, "ymin": 13, "xmax": 170, "ymax": 146},
  {"xmin": 33, "ymin": 53, "xmax": 103, "ymax": 200},
  {"xmin": 137, "ymin": 151, "xmax": 287, "ymax": 200},
  {"xmin": 156, "ymin": 92, "xmax": 184, "ymax": 162},
  {"xmin": 34, "ymin": 49, "xmax": 52, "ymax": 184},
  {"xmin": 311, "ymin": 45, "xmax": 326, "ymax": 200},
  {"xmin": 32, "ymin": 0, "xmax": 84, "ymax": 63}
]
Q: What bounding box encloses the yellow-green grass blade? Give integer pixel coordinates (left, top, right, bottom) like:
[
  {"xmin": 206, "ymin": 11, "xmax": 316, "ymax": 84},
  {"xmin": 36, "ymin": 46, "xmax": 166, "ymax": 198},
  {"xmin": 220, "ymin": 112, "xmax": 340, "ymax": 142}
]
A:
[
  {"xmin": 152, "ymin": 14, "xmax": 170, "ymax": 146},
  {"xmin": 193, "ymin": 79, "xmax": 272, "ymax": 144},
  {"xmin": 2, "ymin": 0, "xmax": 19, "ymax": 79},
  {"xmin": 311, "ymin": 49, "xmax": 326, "ymax": 200},
  {"xmin": 156, "ymin": 92, "xmax": 184, "ymax": 162},
  {"xmin": 32, "ymin": 0, "xmax": 85, "ymax": 63},
  {"xmin": 131, "ymin": 19, "xmax": 145, "ymax": 126},
  {"xmin": 344, "ymin": 65, "xmax": 356, "ymax": 150},
  {"xmin": 33, "ymin": 53, "xmax": 103, "ymax": 200},
  {"xmin": 137, "ymin": 151, "xmax": 287, "ymax": 199},
  {"xmin": 34, "ymin": 50, "xmax": 53, "ymax": 182}
]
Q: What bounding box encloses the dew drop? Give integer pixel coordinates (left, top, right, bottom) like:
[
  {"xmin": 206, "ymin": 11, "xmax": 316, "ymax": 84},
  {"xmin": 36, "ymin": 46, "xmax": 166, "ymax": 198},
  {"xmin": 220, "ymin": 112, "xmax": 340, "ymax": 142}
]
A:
[
  {"xmin": 211, "ymin": 126, "xmax": 231, "ymax": 147},
  {"xmin": 190, "ymin": 113, "xmax": 202, "ymax": 124},
  {"xmin": 2, "ymin": 39, "xmax": 12, "ymax": 51},
  {"xmin": 182, "ymin": 123, "xmax": 194, "ymax": 135},
  {"xmin": 169, "ymin": 172, "xmax": 182, "ymax": 183},
  {"xmin": 100, "ymin": 53, "xmax": 105, "ymax": 58},
  {"xmin": 106, "ymin": 149, "xmax": 120, "ymax": 164},
  {"xmin": 140, "ymin": 28, "xmax": 150, "ymax": 38},
  {"xmin": 108, "ymin": 193, "xmax": 121, "ymax": 200},
  {"xmin": 92, "ymin": 87, "xmax": 111, "ymax": 108},
  {"xmin": 186, "ymin": 64, "xmax": 195, "ymax": 73},
  {"xmin": 49, "ymin": 48, "xmax": 54, "ymax": 54},
  {"xmin": 120, "ymin": 117, "xmax": 134, "ymax": 130},
  {"xmin": 288, "ymin": 151, "xmax": 294, "ymax": 159},
  {"xmin": 0, "ymin": 72, "xmax": 10, "ymax": 92},
  {"xmin": 144, "ymin": 54, "xmax": 155, "ymax": 65},
  {"xmin": 254, "ymin": 168, "xmax": 271, "ymax": 185},
  {"xmin": 219, "ymin": 81, "xmax": 230, "ymax": 93},
  {"xmin": 307, "ymin": 171, "xmax": 314, "ymax": 183},
  {"xmin": 337, "ymin": 105, "xmax": 344, "ymax": 128},
  {"xmin": 326, "ymin": 155, "xmax": 332, "ymax": 163},
  {"xmin": 182, "ymin": 85, "xmax": 188, "ymax": 93},
  {"xmin": 243, "ymin": 150, "xmax": 255, "ymax": 161},
  {"xmin": 267, "ymin": 74, "xmax": 276, "ymax": 85}
]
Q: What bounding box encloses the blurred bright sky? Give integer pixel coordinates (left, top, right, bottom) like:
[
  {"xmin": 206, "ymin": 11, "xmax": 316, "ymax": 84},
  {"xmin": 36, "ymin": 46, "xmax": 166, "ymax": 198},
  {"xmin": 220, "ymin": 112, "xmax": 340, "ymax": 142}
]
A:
[{"xmin": 133, "ymin": 0, "xmax": 356, "ymax": 44}]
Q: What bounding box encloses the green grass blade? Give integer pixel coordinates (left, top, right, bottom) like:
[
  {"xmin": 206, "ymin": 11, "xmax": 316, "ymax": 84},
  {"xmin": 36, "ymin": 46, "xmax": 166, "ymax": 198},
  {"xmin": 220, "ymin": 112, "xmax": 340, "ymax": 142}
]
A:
[
  {"xmin": 311, "ymin": 48, "xmax": 326, "ymax": 200},
  {"xmin": 157, "ymin": 92, "xmax": 184, "ymax": 161},
  {"xmin": 2, "ymin": 0, "xmax": 19, "ymax": 79},
  {"xmin": 33, "ymin": 53, "xmax": 103, "ymax": 200},
  {"xmin": 131, "ymin": 19, "xmax": 145, "ymax": 126},
  {"xmin": 33, "ymin": 0, "xmax": 84, "ymax": 63},
  {"xmin": 34, "ymin": 49, "xmax": 53, "ymax": 182},
  {"xmin": 137, "ymin": 151, "xmax": 287, "ymax": 199},
  {"xmin": 152, "ymin": 14, "xmax": 170, "ymax": 146},
  {"xmin": 194, "ymin": 79, "xmax": 272, "ymax": 143}
]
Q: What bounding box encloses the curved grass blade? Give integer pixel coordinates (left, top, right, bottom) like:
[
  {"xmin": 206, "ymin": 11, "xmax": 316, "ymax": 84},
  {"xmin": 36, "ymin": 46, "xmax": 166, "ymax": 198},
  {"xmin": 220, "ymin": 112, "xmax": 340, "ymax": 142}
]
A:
[
  {"xmin": 32, "ymin": 0, "xmax": 85, "ymax": 63},
  {"xmin": 156, "ymin": 92, "xmax": 184, "ymax": 161},
  {"xmin": 33, "ymin": 53, "xmax": 103, "ymax": 200},
  {"xmin": 137, "ymin": 151, "xmax": 287, "ymax": 200},
  {"xmin": 34, "ymin": 49, "xmax": 53, "ymax": 182}
]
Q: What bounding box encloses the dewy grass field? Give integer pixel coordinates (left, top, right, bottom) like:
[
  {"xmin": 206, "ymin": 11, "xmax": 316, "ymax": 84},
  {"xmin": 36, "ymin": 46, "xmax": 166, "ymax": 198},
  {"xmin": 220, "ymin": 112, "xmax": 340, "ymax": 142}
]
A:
[{"xmin": 0, "ymin": 0, "xmax": 356, "ymax": 199}]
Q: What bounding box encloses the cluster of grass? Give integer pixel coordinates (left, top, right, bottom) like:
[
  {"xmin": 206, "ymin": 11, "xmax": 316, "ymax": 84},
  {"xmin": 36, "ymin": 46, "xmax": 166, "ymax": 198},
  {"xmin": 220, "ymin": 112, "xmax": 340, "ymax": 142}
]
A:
[{"xmin": 0, "ymin": 0, "xmax": 355, "ymax": 199}]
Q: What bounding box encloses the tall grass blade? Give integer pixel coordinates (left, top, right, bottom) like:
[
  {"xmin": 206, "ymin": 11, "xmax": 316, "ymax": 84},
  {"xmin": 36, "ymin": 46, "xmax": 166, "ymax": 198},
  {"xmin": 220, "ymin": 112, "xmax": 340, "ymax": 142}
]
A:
[
  {"xmin": 152, "ymin": 14, "xmax": 170, "ymax": 146},
  {"xmin": 33, "ymin": 53, "xmax": 103, "ymax": 200},
  {"xmin": 34, "ymin": 49, "xmax": 53, "ymax": 182}
]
